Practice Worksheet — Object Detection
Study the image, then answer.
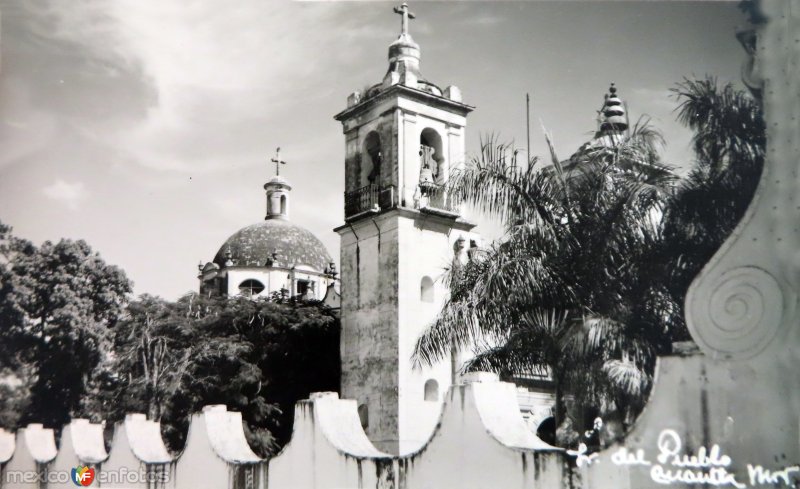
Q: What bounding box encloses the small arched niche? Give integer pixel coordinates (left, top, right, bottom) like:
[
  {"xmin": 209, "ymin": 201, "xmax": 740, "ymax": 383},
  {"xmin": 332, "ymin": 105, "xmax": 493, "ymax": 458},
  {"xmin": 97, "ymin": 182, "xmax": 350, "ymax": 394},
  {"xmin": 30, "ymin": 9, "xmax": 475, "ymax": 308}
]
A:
[
  {"xmin": 420, "ymin": 128, "xmax": 445, "ymax": 183},
  {"xmin": 357, "ymin": 403, "xmax": 369, "ymax": 429},
  {"xmin": 420, "ymin": 276, "xmax": 434, "ymax": 303},
  {"xmin": 424, "ymin": 379, "xmax": 439, "ymax": 402},
  {"xmin": 363, "ymin": 131, "xmax": 383, "ymax": 185}
]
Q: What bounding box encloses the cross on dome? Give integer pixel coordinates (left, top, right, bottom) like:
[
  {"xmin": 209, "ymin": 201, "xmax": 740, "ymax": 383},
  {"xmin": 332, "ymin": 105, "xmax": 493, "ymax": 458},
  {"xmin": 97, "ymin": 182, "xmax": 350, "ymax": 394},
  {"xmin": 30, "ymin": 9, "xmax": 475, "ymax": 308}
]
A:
[
  {"xmin": 270, "ymin": 147, "xmax": 287, "ymax": 176},
  {"xmin": 393, "ymin": 3, "xmax": 416, "ymax": 36}
]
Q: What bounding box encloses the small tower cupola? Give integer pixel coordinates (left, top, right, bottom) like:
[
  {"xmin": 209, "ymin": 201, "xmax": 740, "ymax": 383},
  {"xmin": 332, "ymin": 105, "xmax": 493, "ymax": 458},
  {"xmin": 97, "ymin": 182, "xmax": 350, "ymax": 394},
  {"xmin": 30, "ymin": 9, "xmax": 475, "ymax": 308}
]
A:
[
  {"xmin": 265, "ymin": 147, "xmax": 291, "ymax": 220},
  {"xmin": 598, "ymin": 83, "xmax": 628, "ymax": 135}
]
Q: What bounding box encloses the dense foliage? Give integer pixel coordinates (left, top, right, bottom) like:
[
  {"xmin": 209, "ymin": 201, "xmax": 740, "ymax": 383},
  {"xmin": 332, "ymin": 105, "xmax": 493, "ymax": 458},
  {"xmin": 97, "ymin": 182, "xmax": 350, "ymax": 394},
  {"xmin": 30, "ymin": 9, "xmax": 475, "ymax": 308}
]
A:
[
  {"xmin": 0, "ymin": 223, "xmax": 132, "ymax": 429},
  {"xmin": 0, "ymin": 222, "xmax": 341, "ymax": 456},
  {"xmin": 413, "ymin": 77, "xmax": 764, "ymax": 446},
  {"xmin": 92, "ymin": 293, "xmax": 340, "ymax": 456}
]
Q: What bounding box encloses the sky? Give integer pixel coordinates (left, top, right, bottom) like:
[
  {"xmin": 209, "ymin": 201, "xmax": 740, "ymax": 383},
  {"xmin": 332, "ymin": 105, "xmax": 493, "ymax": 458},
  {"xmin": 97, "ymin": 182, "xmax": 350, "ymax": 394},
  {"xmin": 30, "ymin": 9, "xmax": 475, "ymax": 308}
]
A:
[{"xmin": 0, "ymin": 1, "xmax": 748, "ymax": 300}]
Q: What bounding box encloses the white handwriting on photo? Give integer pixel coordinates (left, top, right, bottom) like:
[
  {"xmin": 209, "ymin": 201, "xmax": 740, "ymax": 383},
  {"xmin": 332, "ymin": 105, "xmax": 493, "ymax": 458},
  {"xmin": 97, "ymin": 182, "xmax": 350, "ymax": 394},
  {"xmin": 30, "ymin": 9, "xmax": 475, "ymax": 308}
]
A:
[{"xmin": 568, "ymin": 429, "xmax": 799, "ymax": 488}]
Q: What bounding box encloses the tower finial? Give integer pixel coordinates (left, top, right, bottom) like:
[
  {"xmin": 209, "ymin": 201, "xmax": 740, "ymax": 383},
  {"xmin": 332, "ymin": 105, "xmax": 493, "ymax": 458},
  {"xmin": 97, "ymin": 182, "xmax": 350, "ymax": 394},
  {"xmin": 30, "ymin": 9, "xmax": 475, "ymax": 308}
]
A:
[
  {"xmin": 598, "ymin": 83, "xmax": 628, "ymax": 135},
  {"xmin": 393, "ymin": 3, "xmax": 416, "ymax": 36},
  {"xmin": 270, "ymin": 147, "xmax": 287, "ymax": 176}
]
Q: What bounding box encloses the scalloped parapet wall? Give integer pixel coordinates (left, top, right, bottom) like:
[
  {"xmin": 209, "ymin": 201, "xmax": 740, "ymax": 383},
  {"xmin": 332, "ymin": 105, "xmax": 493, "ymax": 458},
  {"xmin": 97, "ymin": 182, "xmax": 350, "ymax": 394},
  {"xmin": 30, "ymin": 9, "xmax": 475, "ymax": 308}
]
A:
[
  {"xmin": 119, "ymin": 413, "xmax": 172, "ymax": 464},
  {"xmin": 0, "ymin": 379, "xmax": 566, "ymax": 489},
  {"xmin": 49, "ymin": 419, "xmax": 108, "ymax": 489},
  {"xmin": 268, "ymin": 379, "xmax": 564, "ymax": 489},
  {"xmin": 19, "ymin": 425, "xmax": 57, "ymax": 464},
  {"xmin": 103, "ymin": 413, "xmax": 173, "ymax": 489},
  {"xmin": 3, "ymin": 424, "xmax": 57, "ymax": 489},
  {"xmin": 173, "ymin": 404, "xmax": 265, "ymax": 489}
]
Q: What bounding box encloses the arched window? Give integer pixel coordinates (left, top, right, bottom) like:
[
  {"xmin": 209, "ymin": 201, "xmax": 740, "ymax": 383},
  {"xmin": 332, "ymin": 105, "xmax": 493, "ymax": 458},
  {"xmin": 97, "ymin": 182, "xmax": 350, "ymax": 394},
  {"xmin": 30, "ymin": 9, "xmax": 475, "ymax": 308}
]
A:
[
  {"xmin": 420, "ymin": 276, "xmax": 434, "ymax": 303},
  {"xmin": 269, "ymin": 192, "xmax": 281, "ymax": 216},
  {"xmin": 357, "ymin": 403, "xmax": 369, "ymax": 429},
  {"xmin": 424, "ymin": 379, "xmax": 439, "ymax": 402},
  {"xmin": 280, "ymin": 194, "xmax": 287, "ymax": 215},
  {"xmin": 363, "ymin": 131, "xmax": 382, "ymax": 185},
  {"xmin": 536, "ymin": 417, "xmax": 556, "ymax": 446},
  {"xmin": 238, "ymin": 279, "xmax": 265, "ymax": 297}
]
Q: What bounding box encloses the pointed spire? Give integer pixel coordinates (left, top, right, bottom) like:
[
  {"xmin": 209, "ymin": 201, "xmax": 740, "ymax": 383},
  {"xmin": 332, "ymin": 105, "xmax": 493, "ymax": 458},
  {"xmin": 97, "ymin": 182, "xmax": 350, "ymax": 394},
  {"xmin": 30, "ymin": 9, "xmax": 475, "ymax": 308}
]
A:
[{"xmin": 599, "ymin": 83, "xmax": 628, "ymax": 134}]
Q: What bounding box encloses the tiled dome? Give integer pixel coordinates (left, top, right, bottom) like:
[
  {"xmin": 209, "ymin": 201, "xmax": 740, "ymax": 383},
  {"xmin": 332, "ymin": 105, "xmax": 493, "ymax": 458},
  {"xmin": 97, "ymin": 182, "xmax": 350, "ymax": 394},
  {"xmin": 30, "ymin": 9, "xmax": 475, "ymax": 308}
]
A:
[{"xmin": 214, "ymin": 219, "xmax": 332, "ymax": 271}]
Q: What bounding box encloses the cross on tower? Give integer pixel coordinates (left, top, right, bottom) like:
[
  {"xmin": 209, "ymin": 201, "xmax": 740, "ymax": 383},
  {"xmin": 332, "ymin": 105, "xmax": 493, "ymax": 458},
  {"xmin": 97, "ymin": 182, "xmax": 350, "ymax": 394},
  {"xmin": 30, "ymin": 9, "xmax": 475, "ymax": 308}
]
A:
[
  {"xmin": 393, "ymin": 2, "xmax": 415, "ymax": 36},
  {"xmin": 270, "ymin": 147, "xmax": 287, "ymax": 176}
]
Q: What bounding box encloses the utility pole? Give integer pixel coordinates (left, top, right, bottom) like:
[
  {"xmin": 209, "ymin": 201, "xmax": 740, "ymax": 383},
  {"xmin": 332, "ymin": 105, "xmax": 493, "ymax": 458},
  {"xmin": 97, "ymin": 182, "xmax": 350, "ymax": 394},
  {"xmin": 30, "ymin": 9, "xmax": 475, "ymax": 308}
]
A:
[{"xmin": 526, "ymin": 93, "xmax": 531, "ymax": 164}]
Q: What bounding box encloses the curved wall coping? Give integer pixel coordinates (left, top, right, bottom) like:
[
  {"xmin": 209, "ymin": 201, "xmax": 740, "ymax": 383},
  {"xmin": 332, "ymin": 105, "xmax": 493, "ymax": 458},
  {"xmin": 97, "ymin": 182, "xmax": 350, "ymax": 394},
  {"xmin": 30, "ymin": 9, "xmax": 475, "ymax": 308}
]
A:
[
  {"xmin": 471, "ymin": 381, "xmax": 560, "ymax": 451},
  {"xmin": 21, "ymin": 424, "xmax": 57, "ymax": 463},
  {"xmin": 122, "ymin": 413, "xmax": 172, "ymax": 464},
  {"xmin": 295, "ymin": 379, "xmax": 559, "ymax": 462},
  {"xmin": 0, "ymin": 428, "xmax": 14, "ymax": 463},
  {"xmin": 308, "ymin": 392, "xmax": 391, "ymax": 458},
  {"xmin": 199, "ymin": 405, "xmax": 261, "ymax": 464},
  {"xmin": 63, "ymin": 419, "xmax": 108, "ymax": 463}
]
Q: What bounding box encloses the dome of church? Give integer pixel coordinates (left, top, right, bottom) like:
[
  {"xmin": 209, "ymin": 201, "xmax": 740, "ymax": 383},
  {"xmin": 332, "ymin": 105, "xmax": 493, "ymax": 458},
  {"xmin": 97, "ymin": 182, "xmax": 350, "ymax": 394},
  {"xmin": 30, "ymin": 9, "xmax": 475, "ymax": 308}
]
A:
[{"xmin": 214, "ymin": 219, "xmax": 333, "ymax": 271}]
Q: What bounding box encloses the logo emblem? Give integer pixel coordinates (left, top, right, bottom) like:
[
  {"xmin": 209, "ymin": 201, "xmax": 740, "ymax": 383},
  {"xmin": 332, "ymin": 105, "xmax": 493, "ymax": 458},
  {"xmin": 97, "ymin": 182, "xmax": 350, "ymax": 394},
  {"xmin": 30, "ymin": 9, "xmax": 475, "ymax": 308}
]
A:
[{"xmin": 71, "ymin": 466, "xmax": 95, "ymax": 486}]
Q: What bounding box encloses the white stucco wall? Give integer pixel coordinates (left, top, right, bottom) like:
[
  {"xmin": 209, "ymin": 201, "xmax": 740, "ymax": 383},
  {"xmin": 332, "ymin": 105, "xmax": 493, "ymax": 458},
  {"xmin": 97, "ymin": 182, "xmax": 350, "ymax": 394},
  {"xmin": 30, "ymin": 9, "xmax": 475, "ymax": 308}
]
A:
[
  {"xmin": 225, "ymin": 267, "xmax": 334, "ymax": 300},
  {"xmin": 396, "ymin": 216, "xmax": 480, "ymax": 454}
]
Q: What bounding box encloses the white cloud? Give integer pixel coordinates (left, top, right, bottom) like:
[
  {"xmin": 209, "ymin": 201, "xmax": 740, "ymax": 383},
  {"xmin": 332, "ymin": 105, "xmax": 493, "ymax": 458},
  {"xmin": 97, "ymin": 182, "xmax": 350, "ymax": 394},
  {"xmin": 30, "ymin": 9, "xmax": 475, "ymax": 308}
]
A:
[
  {"xmin": 15, "ymin": 0, "xmax": 385, "ymax": 174},
  {"xmin": 42, "ymin": 180, "xmax": 88, "ymax": 210}
]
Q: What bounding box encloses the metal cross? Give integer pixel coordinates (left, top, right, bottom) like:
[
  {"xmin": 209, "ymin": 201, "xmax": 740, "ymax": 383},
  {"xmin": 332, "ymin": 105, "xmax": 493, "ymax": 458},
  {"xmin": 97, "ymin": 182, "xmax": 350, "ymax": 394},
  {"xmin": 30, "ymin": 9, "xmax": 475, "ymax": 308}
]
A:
[
  {"xmin": 393, "ymin": 3, "xmax": 415, "ymax": 36},
  {"xmin": 270, "ymin": 147, "xmax": 286, "ymax": 176}
]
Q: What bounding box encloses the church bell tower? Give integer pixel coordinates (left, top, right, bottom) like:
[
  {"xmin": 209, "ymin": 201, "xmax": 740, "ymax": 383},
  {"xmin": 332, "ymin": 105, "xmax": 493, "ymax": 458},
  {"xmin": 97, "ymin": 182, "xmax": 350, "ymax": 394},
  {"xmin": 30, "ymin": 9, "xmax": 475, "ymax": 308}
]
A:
[{"xmin": 333, "ymin": 3, "xmax": 478, "ymax": 455}]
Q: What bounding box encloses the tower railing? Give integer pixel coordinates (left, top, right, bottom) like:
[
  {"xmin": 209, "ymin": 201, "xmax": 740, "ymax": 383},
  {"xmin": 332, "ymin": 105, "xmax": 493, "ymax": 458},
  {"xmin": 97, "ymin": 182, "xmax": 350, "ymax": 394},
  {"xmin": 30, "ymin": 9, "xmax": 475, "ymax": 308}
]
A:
[
  {"xmin": 418, "ymin": 185, "xmax": 459, "ymax": 216},
  {"xmin": 344, "ymin": 184, "xmax": 396, "ymax": 219}
]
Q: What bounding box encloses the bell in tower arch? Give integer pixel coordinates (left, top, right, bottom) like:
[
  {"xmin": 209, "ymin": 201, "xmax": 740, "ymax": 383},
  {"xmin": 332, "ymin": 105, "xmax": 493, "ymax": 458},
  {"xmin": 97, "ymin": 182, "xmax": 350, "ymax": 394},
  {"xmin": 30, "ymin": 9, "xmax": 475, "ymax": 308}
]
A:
[{"xmin": 418, "ymin": 154, "xmax": 437, "ymax": 197}]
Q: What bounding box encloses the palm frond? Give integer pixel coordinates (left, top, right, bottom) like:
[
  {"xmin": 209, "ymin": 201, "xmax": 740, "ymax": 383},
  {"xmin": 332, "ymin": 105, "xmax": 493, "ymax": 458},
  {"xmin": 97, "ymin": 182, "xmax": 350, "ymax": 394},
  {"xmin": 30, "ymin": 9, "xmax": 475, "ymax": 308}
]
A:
[{"xmin": 602, "ymin": 359, "xmax": 649, "ymax": 398}]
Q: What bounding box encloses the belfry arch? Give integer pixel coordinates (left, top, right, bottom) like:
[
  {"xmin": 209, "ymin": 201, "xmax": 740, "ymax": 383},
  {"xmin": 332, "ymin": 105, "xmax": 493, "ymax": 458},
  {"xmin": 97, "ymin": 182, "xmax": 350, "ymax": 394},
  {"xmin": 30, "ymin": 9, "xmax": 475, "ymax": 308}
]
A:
[
  {"xmin": 419, "ymin": 128, "xmax": 444, "ymax": 185},
  {"xmin": 363, "ymin": 131, "xmax": 383, "ymax": 186}
]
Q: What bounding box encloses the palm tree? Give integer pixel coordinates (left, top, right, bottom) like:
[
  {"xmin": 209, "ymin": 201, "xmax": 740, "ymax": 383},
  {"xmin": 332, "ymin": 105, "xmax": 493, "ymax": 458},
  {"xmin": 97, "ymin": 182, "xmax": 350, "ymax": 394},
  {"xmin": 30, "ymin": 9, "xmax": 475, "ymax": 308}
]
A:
[
  {"xmin": 640, "ymin": 77, "xmax": 765, "ymax": 343},
  {"xmin": 412, "ymin": 120, "xmax": 677, "ymax": 442},
  {"xmin": 413, "ymin": 77, "xmax": 764, "ymax": 447}
]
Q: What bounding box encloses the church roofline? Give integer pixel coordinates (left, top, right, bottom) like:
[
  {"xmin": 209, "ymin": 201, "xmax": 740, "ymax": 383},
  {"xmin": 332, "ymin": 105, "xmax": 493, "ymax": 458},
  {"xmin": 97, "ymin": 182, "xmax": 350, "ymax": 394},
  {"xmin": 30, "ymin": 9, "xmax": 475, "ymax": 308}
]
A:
[{"xmin": 333, "ymin": 83, "xmax": 474, "ymax": 123}]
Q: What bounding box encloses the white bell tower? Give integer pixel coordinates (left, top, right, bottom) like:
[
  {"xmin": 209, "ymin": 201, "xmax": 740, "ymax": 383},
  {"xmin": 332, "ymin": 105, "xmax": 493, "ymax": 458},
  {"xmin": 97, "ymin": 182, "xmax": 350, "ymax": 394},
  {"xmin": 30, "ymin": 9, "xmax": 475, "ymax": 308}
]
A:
[{"xmin": 333, "ymin": 2, "xmax": 479, "ymax": 455}]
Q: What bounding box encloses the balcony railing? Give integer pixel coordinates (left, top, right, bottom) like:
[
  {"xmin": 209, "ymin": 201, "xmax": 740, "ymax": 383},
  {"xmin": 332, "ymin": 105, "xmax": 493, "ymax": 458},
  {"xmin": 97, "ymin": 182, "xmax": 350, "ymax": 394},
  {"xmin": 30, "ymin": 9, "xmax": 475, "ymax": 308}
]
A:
[
  {"xmin": 418, "ymin": 186, "xmax": 460, "ymax": 217},
  {"xmin": 344, "ymin": 184, "xmax": 459, "ymax": 219},
  {"xmin": 344, "ymin": 184, "xmax": 395, "ymax": 219}
]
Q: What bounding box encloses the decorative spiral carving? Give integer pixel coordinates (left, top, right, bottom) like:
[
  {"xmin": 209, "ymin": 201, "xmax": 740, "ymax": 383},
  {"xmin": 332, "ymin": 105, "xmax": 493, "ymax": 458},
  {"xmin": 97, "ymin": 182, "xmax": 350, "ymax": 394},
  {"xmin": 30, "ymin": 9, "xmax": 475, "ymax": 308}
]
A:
[{"xmin": 689, "ymin": 266, "xmax": 783, "ymax": 359}]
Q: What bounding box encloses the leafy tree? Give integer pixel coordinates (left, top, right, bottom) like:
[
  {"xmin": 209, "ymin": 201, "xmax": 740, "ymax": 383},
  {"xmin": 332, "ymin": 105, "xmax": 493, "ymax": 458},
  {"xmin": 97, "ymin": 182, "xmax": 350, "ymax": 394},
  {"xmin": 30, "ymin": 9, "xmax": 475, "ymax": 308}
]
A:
[
  {"xmin": 96, "ymin": 292, "xmax": 340, "ymax": 456},
  {"xmin": 0, "ymin": 221, "xmax": 132, "ymax": 429}
]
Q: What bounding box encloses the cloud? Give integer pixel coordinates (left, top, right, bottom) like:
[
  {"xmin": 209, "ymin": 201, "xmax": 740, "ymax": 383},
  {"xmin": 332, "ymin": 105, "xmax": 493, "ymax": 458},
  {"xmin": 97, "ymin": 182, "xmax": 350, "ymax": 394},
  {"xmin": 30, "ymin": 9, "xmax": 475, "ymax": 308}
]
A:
[
  {"xmin": 3, "ymin": 1, "xmax": 386, "ymax": 174},
  {"xmin": 42, "ymin": 180, "xmax": 88, "ymax": 210}
]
